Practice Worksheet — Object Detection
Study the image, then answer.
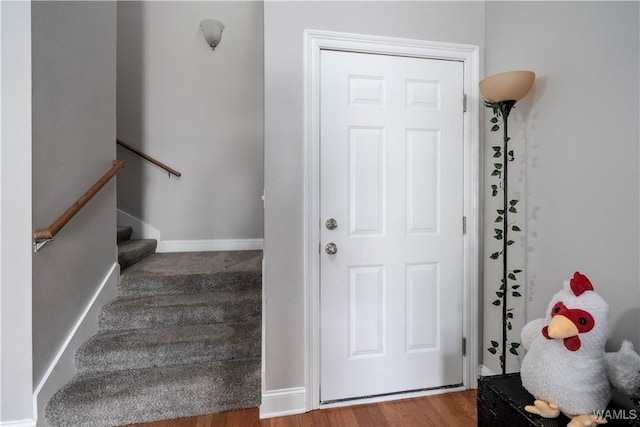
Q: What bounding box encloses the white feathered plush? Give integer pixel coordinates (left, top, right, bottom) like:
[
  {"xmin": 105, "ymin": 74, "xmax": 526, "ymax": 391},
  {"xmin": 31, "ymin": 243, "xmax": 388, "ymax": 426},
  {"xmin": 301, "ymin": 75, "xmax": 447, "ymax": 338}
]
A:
[{"xmin": 521, "ymin": 272, "xmax": 640, "ymax": 427}]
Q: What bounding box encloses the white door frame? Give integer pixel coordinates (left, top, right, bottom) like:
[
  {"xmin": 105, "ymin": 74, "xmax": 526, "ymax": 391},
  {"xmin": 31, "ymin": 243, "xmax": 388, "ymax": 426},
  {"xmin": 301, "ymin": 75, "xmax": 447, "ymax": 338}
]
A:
[{"xmin": 303, "ymin": 29, "xmax": 480, "ymax": 411}]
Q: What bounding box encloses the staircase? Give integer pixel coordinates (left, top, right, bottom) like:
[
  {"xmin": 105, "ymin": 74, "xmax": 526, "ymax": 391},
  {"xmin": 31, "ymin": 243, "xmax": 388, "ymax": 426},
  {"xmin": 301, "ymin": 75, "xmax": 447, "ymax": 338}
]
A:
[{"xmin": 44, "ymin": 227, "xmax": 262, "ymax": 426}]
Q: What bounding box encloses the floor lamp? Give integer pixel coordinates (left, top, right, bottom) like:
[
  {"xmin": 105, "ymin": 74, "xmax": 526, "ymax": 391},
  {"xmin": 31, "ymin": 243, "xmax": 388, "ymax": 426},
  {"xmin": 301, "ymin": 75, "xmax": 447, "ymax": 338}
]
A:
[{"xmin": 480, "ymin": 70, "xmax": 535, "ymax": 374}]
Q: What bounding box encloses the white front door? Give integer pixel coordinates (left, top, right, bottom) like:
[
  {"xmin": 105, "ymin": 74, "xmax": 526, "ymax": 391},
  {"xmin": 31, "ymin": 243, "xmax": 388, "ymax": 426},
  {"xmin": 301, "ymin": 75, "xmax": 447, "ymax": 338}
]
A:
[{"xmin": 319, "ymin": 49, "xmax": 465, "ymax": 402}]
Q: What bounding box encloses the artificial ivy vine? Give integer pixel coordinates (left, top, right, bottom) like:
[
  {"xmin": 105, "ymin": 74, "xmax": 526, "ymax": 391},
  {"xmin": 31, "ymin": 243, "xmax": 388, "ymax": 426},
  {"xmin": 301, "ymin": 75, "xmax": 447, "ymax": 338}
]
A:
[{"xmin": 485, "ymin": 101, "xmax": 523, "ymax": 373}]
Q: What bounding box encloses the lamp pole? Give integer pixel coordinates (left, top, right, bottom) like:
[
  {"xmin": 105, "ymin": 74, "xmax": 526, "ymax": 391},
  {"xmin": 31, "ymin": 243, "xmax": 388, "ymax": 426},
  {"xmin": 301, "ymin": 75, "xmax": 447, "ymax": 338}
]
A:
[
  {"xmin": 497, "ymin": 100, "xmax": 516, "ymax": 374},
  {"xmin": 481, "ymin": 69, "xmax": 534, "ymax": 374}
]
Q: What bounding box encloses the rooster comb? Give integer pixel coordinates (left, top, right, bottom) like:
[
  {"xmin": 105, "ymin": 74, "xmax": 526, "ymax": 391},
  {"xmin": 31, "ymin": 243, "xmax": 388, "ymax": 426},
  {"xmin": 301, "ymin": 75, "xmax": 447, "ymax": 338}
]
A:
[{"xmin": 570, "ymin": 271, "xmax": 593, "ymax": 296}]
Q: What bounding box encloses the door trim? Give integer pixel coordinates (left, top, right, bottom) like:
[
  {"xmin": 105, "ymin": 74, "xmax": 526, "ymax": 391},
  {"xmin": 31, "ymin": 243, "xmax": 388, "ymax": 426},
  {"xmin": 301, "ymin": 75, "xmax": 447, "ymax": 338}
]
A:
[{"xmin": 303, "ymin": 29, "xmax": 480, "ymax": 411}]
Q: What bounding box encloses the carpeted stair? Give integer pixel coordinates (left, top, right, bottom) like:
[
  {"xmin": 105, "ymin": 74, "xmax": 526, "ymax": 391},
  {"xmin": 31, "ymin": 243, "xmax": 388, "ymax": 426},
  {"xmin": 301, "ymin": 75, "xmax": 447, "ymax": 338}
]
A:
[
  {"xmin": 45, "ymin": 242, "xmax": 262, "ymax": 427},
  {"xmin": 117, "ymin": 226, "xmax": 157, "ymax": 270}
]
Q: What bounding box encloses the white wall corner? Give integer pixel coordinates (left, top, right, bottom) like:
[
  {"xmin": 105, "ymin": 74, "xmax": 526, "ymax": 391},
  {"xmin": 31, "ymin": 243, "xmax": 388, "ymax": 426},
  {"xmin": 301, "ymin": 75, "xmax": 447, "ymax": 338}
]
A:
[
  {"xmin": 116, "ymin": 209, "xmax": 161, "ymax": 241},
  {"xmin": 32, "ymin": 263, "xmax": 119, "ymax": 424},
  {"xmin": 1, "ymin": 1, "xmax": 34, "ymax": 424},
  {"xmin": 259, "ymin": 387, "xmax": 307, "ymax": 419},
  {"xmin": 156, "ymin": 239, "xmax": 264, "ymax": 253}
]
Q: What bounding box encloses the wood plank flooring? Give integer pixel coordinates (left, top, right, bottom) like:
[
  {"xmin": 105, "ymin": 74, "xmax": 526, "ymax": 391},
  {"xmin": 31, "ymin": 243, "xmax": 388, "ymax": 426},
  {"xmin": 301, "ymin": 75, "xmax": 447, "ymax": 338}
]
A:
[{"xmin": 129, "ymin": 390, "xmax": 477, "ymax": 427}]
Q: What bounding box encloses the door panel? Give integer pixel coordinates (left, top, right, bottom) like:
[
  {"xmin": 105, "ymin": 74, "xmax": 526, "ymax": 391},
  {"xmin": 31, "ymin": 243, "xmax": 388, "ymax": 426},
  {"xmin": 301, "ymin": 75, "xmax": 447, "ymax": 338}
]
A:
[{"xmin": 320, "ymin": 50, "xmax": 464, "ymax": 402}]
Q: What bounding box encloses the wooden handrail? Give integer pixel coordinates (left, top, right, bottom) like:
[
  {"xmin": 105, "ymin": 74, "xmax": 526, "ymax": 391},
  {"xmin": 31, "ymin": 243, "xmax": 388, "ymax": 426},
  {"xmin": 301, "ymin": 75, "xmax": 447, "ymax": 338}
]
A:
[
  {"xmin": 116, "ymin": 139, "xmax": 182, "ymax": 177},
  {"xmin": 33, "ymin": 159, "xmax": 126, "ymax": 251}
]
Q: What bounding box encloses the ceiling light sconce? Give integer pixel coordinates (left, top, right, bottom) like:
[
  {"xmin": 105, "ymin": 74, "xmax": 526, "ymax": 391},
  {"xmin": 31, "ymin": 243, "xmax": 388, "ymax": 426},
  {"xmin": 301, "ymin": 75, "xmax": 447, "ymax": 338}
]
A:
[
  {"xmin": 480, "ymin": 70, "xmax": 535, "ymax": 375},
  {"xmin": 199, "ymin": 19, "xmax": 225, "ymax": 51}
]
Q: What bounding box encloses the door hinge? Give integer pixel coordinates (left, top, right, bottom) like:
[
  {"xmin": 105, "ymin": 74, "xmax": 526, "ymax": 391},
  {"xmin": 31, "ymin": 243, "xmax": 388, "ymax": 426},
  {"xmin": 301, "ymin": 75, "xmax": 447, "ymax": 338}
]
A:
[
  {"xmin": 462, "ymin": 216, "xmax": 467, "ymax": 235},
  {"xmin": 463, "ymin": 94, "xmax": 467, "ymax": 113},
  {"xmin": 462, "ymin": 337, "xmax": 466, "ymax": 356}
]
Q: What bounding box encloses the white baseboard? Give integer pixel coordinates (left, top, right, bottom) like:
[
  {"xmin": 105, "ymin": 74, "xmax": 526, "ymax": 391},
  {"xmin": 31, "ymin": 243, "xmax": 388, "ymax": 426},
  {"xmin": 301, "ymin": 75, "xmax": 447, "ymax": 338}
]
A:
[
  {"xmin": 157, "ymin": 238, "xmax": 264, "ymax": 253},
  {"xmin": 32, "ymin": 263, "xmax": 119, "ymax": 425},
  {"xmin": 116, "ymin": 209, "xmax": 161, "ymax": 241},
  {"xmin": 0, "ymin": 419, "xmax": 36, "ymax": 427},
  {"xmin": 259, "ymin": 387, "xmax": 306, "ymax": 419}
]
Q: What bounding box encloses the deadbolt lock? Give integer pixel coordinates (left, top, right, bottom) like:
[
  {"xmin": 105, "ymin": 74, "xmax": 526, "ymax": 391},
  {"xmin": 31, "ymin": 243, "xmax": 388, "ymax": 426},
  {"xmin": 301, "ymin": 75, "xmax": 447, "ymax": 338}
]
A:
[
  {"xmin": 326, "ymin": 218, "xmax": 338, "ymax": 230},
  {"xmin": 325, "ymin": 243, "xmax": 338, "ymax": 255}
]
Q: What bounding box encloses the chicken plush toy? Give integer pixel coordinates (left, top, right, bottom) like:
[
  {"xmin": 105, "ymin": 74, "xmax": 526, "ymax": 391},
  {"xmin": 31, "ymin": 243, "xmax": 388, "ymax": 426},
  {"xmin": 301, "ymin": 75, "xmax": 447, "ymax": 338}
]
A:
[{"xmin": 521, "ymin": 272, "xmax": 640, "ymax": 427}]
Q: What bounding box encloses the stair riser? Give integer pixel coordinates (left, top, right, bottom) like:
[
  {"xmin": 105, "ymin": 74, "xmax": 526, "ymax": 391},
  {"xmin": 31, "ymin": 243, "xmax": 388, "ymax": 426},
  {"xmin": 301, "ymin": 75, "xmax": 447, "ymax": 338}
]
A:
[
  {"xmin": 118, "ymin": 239, "xmax": 158, "ymax": 270},
  {"xmin": 76, "ymin": 323, "xmax": 261, "ymax": 373},
  {"xmin": 118, "ymin": 271, "xmax": 262, "ymax": 296},
  {"xmin": 77, "ymin": 341, "xmax": 260, "ymax": 374},
  {"xmin": 99, "ymin": 297, "xmax": 261, "ymax": 331},
  {"xmin": 117, "ymin": 226, "xmax": 133, "ymax": 244}
]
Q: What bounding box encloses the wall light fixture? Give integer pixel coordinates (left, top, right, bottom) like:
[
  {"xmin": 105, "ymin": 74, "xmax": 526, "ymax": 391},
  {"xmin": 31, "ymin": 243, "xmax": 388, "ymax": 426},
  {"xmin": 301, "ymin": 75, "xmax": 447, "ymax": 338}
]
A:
[{"xmin": 199, "ymin": 19, "xmax": 225, "ymax": 51}]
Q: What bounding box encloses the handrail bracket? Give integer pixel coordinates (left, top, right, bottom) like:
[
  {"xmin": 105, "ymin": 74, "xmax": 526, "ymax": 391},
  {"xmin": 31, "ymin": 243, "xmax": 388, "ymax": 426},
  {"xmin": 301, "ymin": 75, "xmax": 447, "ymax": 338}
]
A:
[{"xmin": 34, "ymin": 238, "xmax": 54, "ymax": 253}]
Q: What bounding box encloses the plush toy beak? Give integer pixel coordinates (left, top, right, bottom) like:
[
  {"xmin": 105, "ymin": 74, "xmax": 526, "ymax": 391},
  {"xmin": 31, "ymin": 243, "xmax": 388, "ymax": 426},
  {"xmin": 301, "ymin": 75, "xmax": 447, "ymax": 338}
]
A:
[{"xmin": 547, "ymin": 315, "xmax": 579, "ymax": 339}]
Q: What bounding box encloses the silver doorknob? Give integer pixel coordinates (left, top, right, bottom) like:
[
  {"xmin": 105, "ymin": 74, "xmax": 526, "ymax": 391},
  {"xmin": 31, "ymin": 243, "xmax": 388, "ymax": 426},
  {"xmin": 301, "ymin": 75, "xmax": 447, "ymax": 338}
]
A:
[
  {"xmin": 325, "ymin": 243, "xmax": 338, "ymax": 255},
  {"xmin": 326, "ymin": 218, "xmax": 338, "ymax": 230}
]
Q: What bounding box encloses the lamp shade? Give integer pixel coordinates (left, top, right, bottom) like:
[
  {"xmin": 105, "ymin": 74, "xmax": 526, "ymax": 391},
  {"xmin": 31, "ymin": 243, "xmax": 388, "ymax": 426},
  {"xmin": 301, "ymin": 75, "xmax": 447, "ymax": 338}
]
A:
[{"xmin": 479, "ymin": 70, "xmax": 535, "ymax": 102}]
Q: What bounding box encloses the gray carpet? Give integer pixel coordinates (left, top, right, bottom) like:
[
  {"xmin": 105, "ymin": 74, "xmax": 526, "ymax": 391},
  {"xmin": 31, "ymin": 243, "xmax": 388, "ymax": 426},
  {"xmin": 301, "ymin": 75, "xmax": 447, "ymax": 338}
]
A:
[
  {"xmin": 45, "ymin": 249, "xmax": 262, "ymax": 426},
  {"xmin": 118, "ymin": 250, "xmax": 262, "ymax": 296}
]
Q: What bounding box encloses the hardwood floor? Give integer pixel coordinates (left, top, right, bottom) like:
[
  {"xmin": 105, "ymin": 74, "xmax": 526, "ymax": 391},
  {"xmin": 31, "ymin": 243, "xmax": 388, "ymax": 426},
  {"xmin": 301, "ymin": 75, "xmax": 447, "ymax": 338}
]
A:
[{"xmin": 129, "ymin": 390, "xmax": 477, "ymax": 427}]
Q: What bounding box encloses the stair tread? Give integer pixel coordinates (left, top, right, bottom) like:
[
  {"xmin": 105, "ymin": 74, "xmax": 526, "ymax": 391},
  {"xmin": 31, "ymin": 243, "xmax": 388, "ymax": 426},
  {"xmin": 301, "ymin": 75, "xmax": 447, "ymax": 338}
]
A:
[
  {"xmin": 118, "ymin": 238, "xmax": 157, "ymax": 270},
  {"xmin": 45, "ymin": 358, "xmax": 261, "ymax": 427},
  {"xmin": 76, "ymin": 322, "xmax": 260, "ymax": 373},
  {"xmin": 118, "ymin": 251, "xmax": 261, "ymax": 292},
  {"xmin": 105, "ymin": 289, "xmax": 261, "ymax": 309},
  {"xmin": 99, "ymin": 289, "xmax": 261, "ymax": 330},
  {"xmin": 118, "ymin": 269, "xmax": 262, "ymax": 296},
  {"xmin": 118, "ymin": 238, "xmax": 157, "ymax": 251},
  {"xmin": 123, "ymin": 250, "xmax": 262, "ymax": 276}
]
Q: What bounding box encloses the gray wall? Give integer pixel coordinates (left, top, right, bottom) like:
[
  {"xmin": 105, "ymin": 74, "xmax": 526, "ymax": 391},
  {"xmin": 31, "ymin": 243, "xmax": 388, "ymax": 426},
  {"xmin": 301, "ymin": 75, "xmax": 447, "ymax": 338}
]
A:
[
  {"xmin": 1, "ymin": 1, "xmax": 34, "ymax": 422},
  {"xmin": 483, "ymin": 1, "xmax": 640, "ymax": 374},
  {"xmin": 116, "ymin": 1, "xmax": 264, "ymax": 241},
  {"xmin": 31, "ymin": 1, "xmax": 117, "ymax": 387},
  {"xmin": 263, "ymin": 0, "xmax": 485, "ymax": 392}
]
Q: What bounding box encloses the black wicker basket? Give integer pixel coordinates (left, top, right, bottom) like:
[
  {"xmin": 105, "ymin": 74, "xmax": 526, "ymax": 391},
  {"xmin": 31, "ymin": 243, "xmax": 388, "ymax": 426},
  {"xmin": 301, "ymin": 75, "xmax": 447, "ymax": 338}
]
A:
[{"xmin": 478, "ymin": 373, "xmax": 636, "ymax": 427}]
